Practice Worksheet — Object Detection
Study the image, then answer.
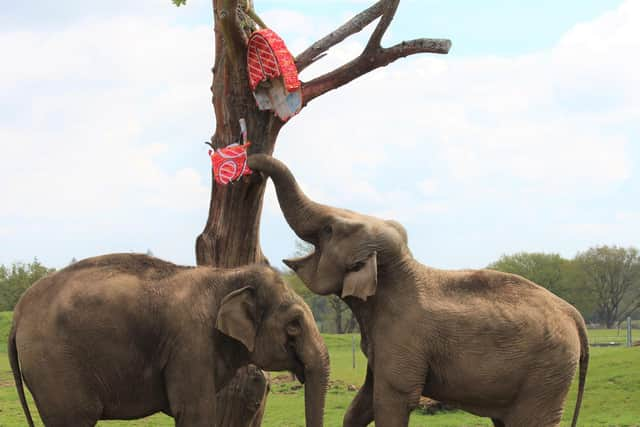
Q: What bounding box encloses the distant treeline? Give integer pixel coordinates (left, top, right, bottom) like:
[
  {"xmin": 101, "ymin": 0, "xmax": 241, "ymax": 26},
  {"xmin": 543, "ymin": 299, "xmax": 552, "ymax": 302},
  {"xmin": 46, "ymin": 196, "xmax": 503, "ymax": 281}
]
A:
[
  {"xmin": 0, "ymin": 259, "xmax": 54, "ymax": 312},
  {"xmin": 284, "ymin": 244, "xmax": 640, "ymax": 332},
  {"xmin": 486, "ymin": 246, "xmax": 640, "ymax": 329},
  {"xmin": 2, "ymin": 245, "xmax": 639, "ymax": 332}
]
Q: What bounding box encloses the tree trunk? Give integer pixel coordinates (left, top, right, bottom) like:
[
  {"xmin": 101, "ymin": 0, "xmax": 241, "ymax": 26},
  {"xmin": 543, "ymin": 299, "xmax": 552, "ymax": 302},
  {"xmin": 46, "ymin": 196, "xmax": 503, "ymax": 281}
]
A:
[
  {"xmin": 196, "ymin": 2, "xmax": 282, "ymax": 425},
  {"xmin": 345, "ymin": 311, "xmax": 358, "ymax": 333},
  {"xmin": 195, "ymin": 16, "xmax": 283, "ymax": 266},
  {"xmin": 214, "ymin": 365, "xmax": 269, "ymax": 427},
  {"xmin": 193, "ymin": 1, "xmax": 450, "ymax": 424},
  {"xmin": 328, "ymin": 296, "xmax": 345, "ymax": 334}
]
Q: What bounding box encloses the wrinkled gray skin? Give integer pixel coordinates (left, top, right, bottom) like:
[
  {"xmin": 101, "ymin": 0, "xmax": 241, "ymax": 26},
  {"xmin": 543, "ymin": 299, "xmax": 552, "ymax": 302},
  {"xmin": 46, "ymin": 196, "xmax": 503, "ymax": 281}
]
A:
[
  {"xmin": 248, "ymin": 154, "xmax": 589, "ymax": 427},
  {"xmin": 8, "ymin": 254, "xmax": 328, "ymax": 427}
]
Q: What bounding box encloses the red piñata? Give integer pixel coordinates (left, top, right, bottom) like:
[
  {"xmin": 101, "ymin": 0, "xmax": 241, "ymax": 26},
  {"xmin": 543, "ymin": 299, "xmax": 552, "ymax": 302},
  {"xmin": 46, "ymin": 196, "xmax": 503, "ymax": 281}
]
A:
[{"xmin": 209, "ymin": 143, "xmax": 252, "ymax": 185}]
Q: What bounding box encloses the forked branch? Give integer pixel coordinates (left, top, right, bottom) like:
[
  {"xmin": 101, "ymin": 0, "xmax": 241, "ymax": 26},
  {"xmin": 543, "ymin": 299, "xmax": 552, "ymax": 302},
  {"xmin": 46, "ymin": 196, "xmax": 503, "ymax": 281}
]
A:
[
  {"xmin": 364, "ymin": 0, "xmax": 399, "ymax": 54},
  {"xmin": 297, "ymin": 0, "xmax": 451, "ymax": 105},
  {"xmin": 303, "ymin": 38, "xmax": 451, "ymax": 104},
  {"xmin": 295, "ymin": 0, "xmax": 386, "ymax": 72}
]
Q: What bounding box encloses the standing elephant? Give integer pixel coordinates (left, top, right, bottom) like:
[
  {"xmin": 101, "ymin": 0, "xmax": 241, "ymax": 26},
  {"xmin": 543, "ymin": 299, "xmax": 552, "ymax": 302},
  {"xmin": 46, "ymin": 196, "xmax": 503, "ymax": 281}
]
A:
[
  {"xmin": 248, "ymin": 154, "xmax": 588, "ymax": 427},
  {"xmin": 8, "ymin": 254, "xmax": 329, "ymax": 427}
]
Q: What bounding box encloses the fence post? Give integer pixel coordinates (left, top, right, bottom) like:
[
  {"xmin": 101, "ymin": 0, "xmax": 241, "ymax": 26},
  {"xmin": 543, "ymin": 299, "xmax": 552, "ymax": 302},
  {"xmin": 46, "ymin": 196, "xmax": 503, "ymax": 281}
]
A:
[
  {"xmin": 352, "ymin": 335, "xmax": 356, "ymax": 369},
  {"xmin": 627, "ymin": 317, "xmax": 632, "ymax": 348}
]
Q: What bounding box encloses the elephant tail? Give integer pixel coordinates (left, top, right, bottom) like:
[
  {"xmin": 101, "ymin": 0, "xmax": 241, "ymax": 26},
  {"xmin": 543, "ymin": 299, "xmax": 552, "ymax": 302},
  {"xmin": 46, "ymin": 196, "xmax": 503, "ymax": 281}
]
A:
[
  {"xmin": 8, "ymin": 324, "xmax": 36, "ymax": 427},
  {"xmin": 570, "ymin": 313, "xmax": 589, "ymax": 427}
]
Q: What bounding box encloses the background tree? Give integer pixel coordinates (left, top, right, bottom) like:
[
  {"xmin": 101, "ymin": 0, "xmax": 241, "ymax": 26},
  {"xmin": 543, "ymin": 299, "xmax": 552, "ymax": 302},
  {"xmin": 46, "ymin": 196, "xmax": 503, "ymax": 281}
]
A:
[
  {"xmin": 172, "ymin": 0, "xmax": 449, "ymax": 424},
  {"xmin": 488, "ymin": 252, "xmax": 569, "ymax": 295},
  {"xmin": 488, "ymin": 252, "xmax": 597, "ymax": 320},
  {"xmin": 574, "ymin": 245, "xmax": 640, "ymax": 328},
  {"xmin": 0, "ymin": 260, "xmax": 54, "ymax": 312}
]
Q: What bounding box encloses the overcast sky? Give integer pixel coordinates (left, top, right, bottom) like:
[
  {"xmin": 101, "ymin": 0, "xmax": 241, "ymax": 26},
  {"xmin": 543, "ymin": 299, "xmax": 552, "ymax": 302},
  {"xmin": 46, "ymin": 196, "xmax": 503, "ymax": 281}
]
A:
[{"xmin": 1, "ymin": 0, "xmax": 638, "ymax": 270}]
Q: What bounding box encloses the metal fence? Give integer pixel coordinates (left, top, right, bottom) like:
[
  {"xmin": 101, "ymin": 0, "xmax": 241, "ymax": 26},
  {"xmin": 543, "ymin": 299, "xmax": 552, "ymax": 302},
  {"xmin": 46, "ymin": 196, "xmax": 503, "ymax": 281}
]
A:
[{"xmin": 589, "ymin": 317, "xmax": 635, "ymax": 347}]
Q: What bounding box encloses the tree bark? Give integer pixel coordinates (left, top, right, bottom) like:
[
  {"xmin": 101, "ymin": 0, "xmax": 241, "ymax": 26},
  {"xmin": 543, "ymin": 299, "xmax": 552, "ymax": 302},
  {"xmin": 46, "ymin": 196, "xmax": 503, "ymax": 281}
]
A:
[
  {"xmin": 195, "ymin": 0, "xmax": 283, "ymax": 267},
  {"xmin": 198, "ymin": 3, "xmax": 279, "ymax": 426},
  {"xmin": 215, "ymin": 365, "xmax": 269, "ymax": 427},
  {"xmin": 330, "ymin": 296, "xmax": 345, "ymax": 334}
]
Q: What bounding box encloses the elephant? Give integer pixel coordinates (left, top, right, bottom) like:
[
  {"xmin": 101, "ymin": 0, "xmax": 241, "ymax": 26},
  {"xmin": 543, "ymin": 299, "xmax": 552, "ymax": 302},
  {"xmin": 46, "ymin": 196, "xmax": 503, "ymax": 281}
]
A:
[
  {"xmin": 248, "ymin": 154, "xmax": 589, "ymax": 427},
  {"xmin": 8, "ymin": 253, "xmax": 329, "ymax": 427}
]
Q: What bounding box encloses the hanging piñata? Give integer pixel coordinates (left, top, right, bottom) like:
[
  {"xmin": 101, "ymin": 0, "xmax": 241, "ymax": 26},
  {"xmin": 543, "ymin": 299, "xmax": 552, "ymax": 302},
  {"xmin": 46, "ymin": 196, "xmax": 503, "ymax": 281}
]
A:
[
  {"xmin": 209, "ymin": 143, "xmax": 252, "ymax": 185},
  {"xmin": 247, "ymin": 29, "xmax": 302, "ymax": 121}
]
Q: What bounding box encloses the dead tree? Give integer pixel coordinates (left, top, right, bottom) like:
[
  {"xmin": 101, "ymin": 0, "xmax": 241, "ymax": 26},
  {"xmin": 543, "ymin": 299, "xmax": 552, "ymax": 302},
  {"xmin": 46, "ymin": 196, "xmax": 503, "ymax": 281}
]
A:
[
  {"xmin": 196, "ymin": 0, "xmax": 450, "ymax": 267},
  {"xmin": 176, "ymin": 0, "xmax": 450, "ymax": 424}
]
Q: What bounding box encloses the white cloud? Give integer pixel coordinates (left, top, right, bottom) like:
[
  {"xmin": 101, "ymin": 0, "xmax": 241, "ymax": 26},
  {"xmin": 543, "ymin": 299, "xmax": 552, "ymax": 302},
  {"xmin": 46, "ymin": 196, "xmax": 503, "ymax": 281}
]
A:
[
  {"xmin": 273, "ymin": 0, "xmax": 637, "ymax": 217},
  {"xmin": 551, "ymin": 0, "xmax": 640, "ymax": 115},
  {"xmin": 419, "ymin": 179, "xmax": 438, "ymax": 196},
  {"xmin": 2, "ymin": 0, "xmax": 638, "ymax": 268},
  {"xmin": 0, "ymin": 16, "xmax": 212, "ymax": 222},
  {"xmin": 562, "ymin": 210, "xmax": 640, "ymax": 250}
]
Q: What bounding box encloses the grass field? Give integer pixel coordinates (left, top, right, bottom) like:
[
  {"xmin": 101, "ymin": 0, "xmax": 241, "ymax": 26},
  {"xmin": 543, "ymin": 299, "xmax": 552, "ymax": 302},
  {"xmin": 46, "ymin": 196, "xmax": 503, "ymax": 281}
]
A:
[{"xmin": 1, "ymin": 311, "xmax": 638, "ymax": 426}]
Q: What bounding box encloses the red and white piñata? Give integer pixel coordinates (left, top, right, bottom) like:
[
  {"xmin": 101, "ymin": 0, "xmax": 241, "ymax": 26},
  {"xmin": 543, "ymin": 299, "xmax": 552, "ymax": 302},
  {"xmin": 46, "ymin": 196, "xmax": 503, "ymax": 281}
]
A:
[
  {"xmin": 247, "ymin": 29, "xmax": 302, "ymax": 121},
  {"xmin": 209, "ymin": 143, "xmax": 252, "ymax": 185}
]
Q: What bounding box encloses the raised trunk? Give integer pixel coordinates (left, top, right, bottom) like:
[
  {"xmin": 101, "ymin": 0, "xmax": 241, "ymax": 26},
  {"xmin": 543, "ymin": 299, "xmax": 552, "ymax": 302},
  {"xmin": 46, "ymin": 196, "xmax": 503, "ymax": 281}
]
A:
[{"xmin": 247, "ymin": 154, "xmax": 328, "ymax": 243}]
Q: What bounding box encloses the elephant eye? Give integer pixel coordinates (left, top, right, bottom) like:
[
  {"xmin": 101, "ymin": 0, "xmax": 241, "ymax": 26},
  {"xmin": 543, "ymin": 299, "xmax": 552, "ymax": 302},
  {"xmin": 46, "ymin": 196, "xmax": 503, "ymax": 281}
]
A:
[
  {"xmin": 348, "ymin": 260, "xmax": 365, "ymax": 272},
  {"xmin": 286, "ymin": 318, "xmax": 302, "ymax": 336},
  {"xmin": 322, "ymin": 225, "xmax": 333, "ymax": 237}
]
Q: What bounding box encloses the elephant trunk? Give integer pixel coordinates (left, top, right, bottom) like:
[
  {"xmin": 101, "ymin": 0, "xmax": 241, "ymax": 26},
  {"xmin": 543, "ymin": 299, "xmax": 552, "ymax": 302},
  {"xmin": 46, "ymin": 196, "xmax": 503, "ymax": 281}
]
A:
[
  {"xmin": 248, "ymin": 154, "xmax": 327, "ymax": 243},
  {"xmin": 298, "ymin": 319, "xmax": 330, "ymax": 427}
]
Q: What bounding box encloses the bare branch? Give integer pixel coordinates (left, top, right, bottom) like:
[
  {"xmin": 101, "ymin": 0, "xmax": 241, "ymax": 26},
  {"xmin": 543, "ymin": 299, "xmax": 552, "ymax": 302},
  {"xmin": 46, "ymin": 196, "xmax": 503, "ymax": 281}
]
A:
[
  {"xmin": 295, "ymin": 0, "xmax": 386, "ymax": 72},
  {"xmin": 302, "ymin": 38, "xmax": 451, "ymax": 104},
  {"xmin": 364, "ymin": 0, "xmax": 399, "ymax": 54},
  {"xmin": 293, "ymin": 0, "xmax": 451, "ymax": 106}
]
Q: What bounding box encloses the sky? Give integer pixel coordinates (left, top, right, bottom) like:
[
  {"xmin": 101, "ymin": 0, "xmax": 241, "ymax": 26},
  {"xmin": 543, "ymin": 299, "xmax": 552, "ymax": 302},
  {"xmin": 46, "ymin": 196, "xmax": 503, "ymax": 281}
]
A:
[{"xmin": 1, "ymin": 0, "xmax": 638, "ymax": 270}]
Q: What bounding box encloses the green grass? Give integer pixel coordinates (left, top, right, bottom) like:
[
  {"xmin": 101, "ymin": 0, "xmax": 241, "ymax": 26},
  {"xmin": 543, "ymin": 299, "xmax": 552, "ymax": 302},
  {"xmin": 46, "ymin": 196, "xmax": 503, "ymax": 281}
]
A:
[{"xmin": 1, "ymin": 311, "xmax": 638, "ymax": 426}]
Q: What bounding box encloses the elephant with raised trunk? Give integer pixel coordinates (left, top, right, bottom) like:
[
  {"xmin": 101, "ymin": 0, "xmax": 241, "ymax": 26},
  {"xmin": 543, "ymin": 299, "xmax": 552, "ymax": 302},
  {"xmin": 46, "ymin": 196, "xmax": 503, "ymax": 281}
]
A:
[
  {"xmin": 248, "ymin": 154, "xmax": 589, "ymax": 427},
  {"xmin": 8, "ymin": 254, "xmax": 329, "ymax": 427}
]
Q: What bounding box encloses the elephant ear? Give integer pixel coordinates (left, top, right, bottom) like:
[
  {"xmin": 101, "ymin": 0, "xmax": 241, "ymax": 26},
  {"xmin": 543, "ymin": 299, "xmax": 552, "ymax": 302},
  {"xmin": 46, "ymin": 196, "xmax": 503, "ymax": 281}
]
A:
[
  {"xmin": 216, "ymin": 286, "xmax": 257, "ymax": 352},
  {"xmin": 283, "ymin": 252, "xmax": 318, "ymax": 288},
  {"xmin": 342, "ymin": 252, "xmax": 377, "ymax": 301}
]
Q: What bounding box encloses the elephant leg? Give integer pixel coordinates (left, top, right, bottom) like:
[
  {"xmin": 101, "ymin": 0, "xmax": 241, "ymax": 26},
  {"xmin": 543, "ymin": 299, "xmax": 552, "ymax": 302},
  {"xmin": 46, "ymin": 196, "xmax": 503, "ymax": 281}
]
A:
[
  {"xmin": 22, "ymin": 351, "xmax": 101, "ymax": 427},
  {"xmin": 502, "ymin": 406, "xmax": 562, "ymax": 427},
  {"xmin": 502, "ymin": 395, "xmax": 564, "ymax": 427},
  {"xmin": 502, "ymin": 372, "xmax": 572, "ymax": 427},
  {"xmin": 30, "ymin": 380, "xmax": 101, "ymax": 426},
  {"xmin": 165, "ymin": 353, "xmax": 217, "ymax": 427},
  {"xmin": 343, "ymin": 364, "xmax": 374, "ymax": 427},
  {"xmin": 168, "ymin": 389, "xmax": 217, "ymax": 427},
  {"xmin": 372, "ymin": 376, "xmax": 414, "ymax": 427},
  {"xmin": 491, "ymin": 418, "xmax": 505, "ymax": 427}
]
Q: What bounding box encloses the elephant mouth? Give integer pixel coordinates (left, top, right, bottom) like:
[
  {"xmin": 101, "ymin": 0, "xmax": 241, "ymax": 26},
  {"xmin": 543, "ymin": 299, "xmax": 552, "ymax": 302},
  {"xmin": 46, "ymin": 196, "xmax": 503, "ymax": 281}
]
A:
[{"xmin": 290, "ymin": 348, "xmax": 306, "ymax": 384}]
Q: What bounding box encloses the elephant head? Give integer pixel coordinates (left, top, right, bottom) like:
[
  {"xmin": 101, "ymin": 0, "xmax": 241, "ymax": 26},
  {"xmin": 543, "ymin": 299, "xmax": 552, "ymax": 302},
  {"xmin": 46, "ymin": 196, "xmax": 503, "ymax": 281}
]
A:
[
  {"xmin": 247, "ymin": 155, "xmax": 411, "ymax": 300},
  {"xmin": 216, "ymin": 266, "xmax": 329, "ymax": 427}
]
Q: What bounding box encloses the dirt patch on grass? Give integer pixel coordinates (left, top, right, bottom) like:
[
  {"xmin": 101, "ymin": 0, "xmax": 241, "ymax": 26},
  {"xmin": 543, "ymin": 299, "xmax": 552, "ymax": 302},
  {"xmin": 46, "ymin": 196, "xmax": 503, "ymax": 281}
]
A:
[
  {"xmin": 268, "ymin": 374, "xmax": 452, "ymax": 415},
  {"xmin": 417, "ymin": 397, "xmax": 456, "ymax": 415},
  {"xmin": 269, "ymin": 375, "xmax": 359, "ymax": 395},
  {"xmin": 0, "ymin": 378, "xmax": 15, "ymax": 387}
]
